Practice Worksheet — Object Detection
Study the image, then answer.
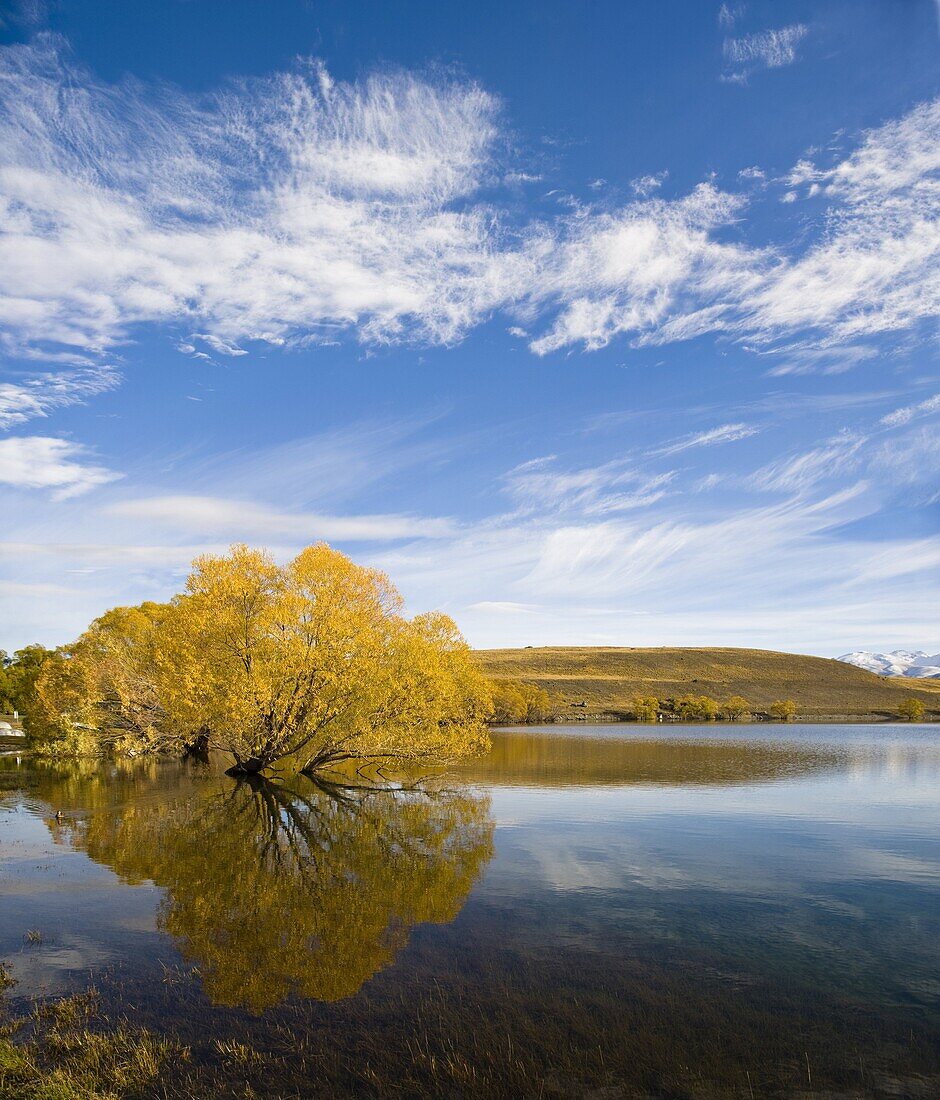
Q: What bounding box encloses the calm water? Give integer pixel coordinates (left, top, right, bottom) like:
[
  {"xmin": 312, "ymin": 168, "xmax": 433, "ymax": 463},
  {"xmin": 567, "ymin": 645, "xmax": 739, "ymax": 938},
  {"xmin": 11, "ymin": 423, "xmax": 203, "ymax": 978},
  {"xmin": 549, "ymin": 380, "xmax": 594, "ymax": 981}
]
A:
[{"xmin": 1, "ymin": 724, "xmax": 939, "ymax": 1097}]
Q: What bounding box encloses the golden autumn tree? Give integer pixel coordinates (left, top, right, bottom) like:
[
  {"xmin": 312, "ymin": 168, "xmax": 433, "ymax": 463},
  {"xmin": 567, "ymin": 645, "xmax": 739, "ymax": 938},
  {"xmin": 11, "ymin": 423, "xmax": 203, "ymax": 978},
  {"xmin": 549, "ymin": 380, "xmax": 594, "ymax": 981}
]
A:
[
  {"xmin": 26, "ymin": 602, "xmax": 170, "ymax": 756},
  {"xmin": 721, "ymin": 695, "xmax": 752, "ymax": 722},
  {"xmin": 25, "ymin": 649, "xmax": 98, "ymax": 755},
  {"xmin": 24, "ymin": 544, "xmax": 491, "ymax": 772},
  {"xmin": 154, "ymin": 543, "xmax": 492, "ymax": 774},
  {"xmin": 631, "ymin": 695, "xmax": 660, "ymax": 722},
  {"xmin": 673, "ymin": 694, "xmax": 720, "ymax": 721},
  {"xmin": 898, "ymin": 697, "xmax": 925, "ymax": 722},
  {"xmin": 489, "ymin": 679, "xmax": 553, "ymax": 724}
]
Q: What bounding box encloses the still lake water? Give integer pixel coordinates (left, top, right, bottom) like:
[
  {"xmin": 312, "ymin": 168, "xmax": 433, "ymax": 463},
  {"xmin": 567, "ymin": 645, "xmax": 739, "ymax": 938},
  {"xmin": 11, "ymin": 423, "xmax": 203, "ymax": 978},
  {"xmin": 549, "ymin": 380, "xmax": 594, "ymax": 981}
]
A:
[{"xmin": 1, "ymin": 723, "xmax": 939, "ymax": 1097}]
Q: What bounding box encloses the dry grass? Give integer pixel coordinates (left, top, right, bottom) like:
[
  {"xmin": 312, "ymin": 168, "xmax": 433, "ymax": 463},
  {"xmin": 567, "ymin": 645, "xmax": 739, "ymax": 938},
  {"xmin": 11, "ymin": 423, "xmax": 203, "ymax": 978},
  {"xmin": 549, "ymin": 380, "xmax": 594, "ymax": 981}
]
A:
[
  {"xmin": 474, "ymin": 646, "xmax": 940, "ymax": 721},
  {"xmin": 3, "ymin": 937, "xmax": 940, "ymax": 1099},
  {"xmin": 891, "ymin": 676, "xmax": 940, "ymax": 694},
  {"xmin": 10, "ymin": 943, "xmax": 937, "ymax": 1100},
  {"xmin": 0, "ymin": 991, "xmax": 183, "ymax": 1100}
]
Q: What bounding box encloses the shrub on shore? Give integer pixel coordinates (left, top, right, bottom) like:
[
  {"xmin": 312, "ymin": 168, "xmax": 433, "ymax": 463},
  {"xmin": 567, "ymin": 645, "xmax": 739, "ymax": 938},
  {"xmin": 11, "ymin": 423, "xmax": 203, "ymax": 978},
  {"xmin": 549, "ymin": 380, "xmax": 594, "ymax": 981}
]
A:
[
  {"xmin": 631, "ymin": 695, "xmax": 660, "ymax": 721},
  {"xmin": 898, "ymin": 697, "xmax": 925, "ymax": 721},
  {"xmin": 671, "ymin": 695, "xmax": 720, "ymax": 721},
  {"xmin": 489, "ymin": 680, "xmax": 553, "ymax": 724},
  {"xmin": 721, "ymin": 696, "xmax": 752, "ymax": 722}
]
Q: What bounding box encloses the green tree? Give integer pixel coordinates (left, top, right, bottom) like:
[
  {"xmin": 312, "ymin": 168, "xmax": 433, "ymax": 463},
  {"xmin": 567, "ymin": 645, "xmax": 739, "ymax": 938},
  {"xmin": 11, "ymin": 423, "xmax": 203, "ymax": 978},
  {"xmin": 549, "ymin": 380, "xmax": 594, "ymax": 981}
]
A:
[
  {"xmin": 769, "ymin": 699, "xmax": 797, "ymax": 721},
  {"xmin": 898, "ymin": 697, "xmax": 925, "ymax": 722},
  {"xmin": 0, "ymin": 644, "xmax": 55, "ymax": 715}
]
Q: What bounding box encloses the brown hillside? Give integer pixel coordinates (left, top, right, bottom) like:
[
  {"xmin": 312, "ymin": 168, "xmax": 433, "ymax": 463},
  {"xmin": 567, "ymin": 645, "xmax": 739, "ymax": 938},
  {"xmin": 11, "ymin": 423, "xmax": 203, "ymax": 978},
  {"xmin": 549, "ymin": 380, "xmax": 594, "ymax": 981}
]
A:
[
  {"xmin": 890, "ymin": 676, "xmax": 940, "ymax": 694},
  {"xmin": 473, "ymin": 647, "xmax": 939, "ymax": 721}
]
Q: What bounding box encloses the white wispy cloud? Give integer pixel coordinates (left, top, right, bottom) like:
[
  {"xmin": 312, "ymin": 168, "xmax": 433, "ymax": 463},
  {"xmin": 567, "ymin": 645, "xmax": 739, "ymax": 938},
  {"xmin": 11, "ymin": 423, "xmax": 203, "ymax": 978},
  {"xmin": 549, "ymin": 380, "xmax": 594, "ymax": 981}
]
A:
[
  {"xmin": 0, "ymin": 435, "xmax": 120, "ymax": 498},
  {"xmin": 880, "ymin": 394, "xmax": 940, "ymax": 428},
  {"xmin": 517, "ymin": 493, "xmax": 856, "ymax": 603},
  {"xmin": 0, "ymin": 1, "xmax": 49, "ymax": 30},
  {"xmin": 373, "ymin": 471, "xmax": 939, "ymax": 653},
  {"xmin": 0, "ymin": 365, "xmax": 118, "ymax": 427},
  {"xmin": 630, "ymin": 171, "xmax": 667, "ymax": 197},
  {"xmin": 723, "ymin": 24, "xmax": 808, "ymax": 76},
  {"xmin": 175, "ymin": 416, "xmax": 462, "ymax": 510},
  {"xmin": 749, "ymin": 100, "xmax": 940, "ymax": 348},
  {"xmin": 763, "ymin": 345, "xmax": 878, "ymax": 378},
  {"xmin": 466, "ymin": 600, "xmax": 537, "ymax": 615},
  {"xmin": 104, "ymin": 495, "xmax": 455, "ymax": 541},
  {"xmin": 524, "ymin": 183, "xmax": 762, "ymax": 354},
  {"xmin": 0, "ymin": 579, "xmax": 78, "ymax": 597},
  {"xmin": 503, "ymin": 455, "xmax": 674, "ymax": 515},
  {"xmin": 1, "ymin": 411, "xmax": 937, "ymax": 652},
  {"xmin": 805, "ymin": 99, "xmax": 940, "ymax": 202},
  {"xmin": 871, "ymin": 424, "xmax": 940, "ymax": 495},
  {"xmin": 750, "ymin": 432, "xmax": 865, "ymax": 494},
  {"xmin": 526, "ymin": 99, "xmax": 940, "ymax": 356},
  {"xmin": 649, "ymin": 422, "xmax": 758, "ymax": 457},
  {"xmin": 0, "ymin": 36, "xmax": 935, "ymax": 374},
  {"xmin": 0, "ymin": 36, "xmax": 510, "ymax": 360},
  {"xmin": 717, "ymin": 4, "xmax": 745, "ymax": 30}
]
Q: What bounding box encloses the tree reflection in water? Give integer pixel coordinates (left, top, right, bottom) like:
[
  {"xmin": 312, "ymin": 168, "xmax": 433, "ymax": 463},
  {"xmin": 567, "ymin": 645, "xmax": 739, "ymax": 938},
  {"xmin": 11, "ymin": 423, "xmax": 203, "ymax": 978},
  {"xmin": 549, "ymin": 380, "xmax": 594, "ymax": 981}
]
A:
[{"xmin": 60, "ymin": 771, "xmax": 493, "ymax": 1011}]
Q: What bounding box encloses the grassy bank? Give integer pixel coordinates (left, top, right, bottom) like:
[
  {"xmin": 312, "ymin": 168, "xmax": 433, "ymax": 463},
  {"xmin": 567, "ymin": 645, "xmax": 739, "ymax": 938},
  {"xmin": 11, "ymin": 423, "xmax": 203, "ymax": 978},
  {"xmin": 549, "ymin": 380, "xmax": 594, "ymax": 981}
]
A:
[
  {"xmin": 0, "ymin": 987, "xmax": 181, "ymax": 1100},
  {"xmin": 474, "ymin": 646, "xmax": 939, "ymax": 722}
]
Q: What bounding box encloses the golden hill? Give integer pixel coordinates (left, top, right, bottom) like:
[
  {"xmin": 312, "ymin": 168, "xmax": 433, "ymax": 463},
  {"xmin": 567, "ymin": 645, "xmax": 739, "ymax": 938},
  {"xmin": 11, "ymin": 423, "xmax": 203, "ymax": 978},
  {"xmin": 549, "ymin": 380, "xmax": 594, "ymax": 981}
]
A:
[
  {"xmin": 473, "ymin": 646, "xmax": 938, "ymax": 721},
  {"xmin": 890, "ymin": 675, "xmax": 940, "ymax": 694}
]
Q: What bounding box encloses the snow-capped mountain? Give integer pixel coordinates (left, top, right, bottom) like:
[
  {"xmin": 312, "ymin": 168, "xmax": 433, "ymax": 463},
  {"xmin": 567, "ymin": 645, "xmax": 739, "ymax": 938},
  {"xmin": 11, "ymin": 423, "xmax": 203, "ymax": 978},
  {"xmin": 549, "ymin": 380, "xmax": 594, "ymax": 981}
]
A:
[{"xmin": 838, "ymin": 650, "xmax": 940, "ymax": 679}]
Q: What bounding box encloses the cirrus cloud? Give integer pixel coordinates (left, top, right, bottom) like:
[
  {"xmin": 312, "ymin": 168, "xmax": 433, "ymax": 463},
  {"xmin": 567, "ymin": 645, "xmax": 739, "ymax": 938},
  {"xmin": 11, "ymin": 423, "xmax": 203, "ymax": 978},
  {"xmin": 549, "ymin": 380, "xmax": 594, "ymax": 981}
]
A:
[
  {"xmin": 723, "ymin": 24, "xmax": 808, "ymax": 78},
  {"xmin": 0, "ymin": 365, "xmax": 119, "ymax": 428},
  {"xmin": 0, "ymin": 35, "xmax": 936, "ymax": 380}
]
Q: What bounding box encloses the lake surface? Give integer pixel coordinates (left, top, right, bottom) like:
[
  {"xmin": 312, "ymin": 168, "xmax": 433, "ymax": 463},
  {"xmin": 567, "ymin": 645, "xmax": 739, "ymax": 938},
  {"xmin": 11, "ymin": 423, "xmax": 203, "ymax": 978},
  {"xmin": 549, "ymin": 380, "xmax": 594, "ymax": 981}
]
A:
[{"xmin": 1, "ymin": 723, "xmax": 939, "ymax": 1097}]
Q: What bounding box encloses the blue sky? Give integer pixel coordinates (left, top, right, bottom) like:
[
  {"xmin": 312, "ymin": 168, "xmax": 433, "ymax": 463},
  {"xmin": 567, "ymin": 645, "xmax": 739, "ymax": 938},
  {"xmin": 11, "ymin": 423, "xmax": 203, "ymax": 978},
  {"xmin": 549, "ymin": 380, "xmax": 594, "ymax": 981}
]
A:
[{"xmin": 0, "ymin": 0, "xmax": 937, "ymax": 656}]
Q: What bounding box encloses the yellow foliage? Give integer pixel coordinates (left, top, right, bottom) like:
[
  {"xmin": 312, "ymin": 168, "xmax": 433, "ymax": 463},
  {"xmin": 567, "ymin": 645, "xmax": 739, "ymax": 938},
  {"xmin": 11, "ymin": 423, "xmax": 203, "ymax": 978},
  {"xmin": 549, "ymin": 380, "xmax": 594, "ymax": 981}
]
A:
[
  {"xmin": 898, "ymin": 697, "xmax": 925, "ymax": 721},
  {"xmin": 489, "ymin": 679, "xmax": 552, "ymax": 724},
  {"xmin": 673, "ymin": 694, "xmax": 720, "ymax": 721},
  {"xmin": 25, "ymin": 650, "xmax": 99, "ymax": 755},
  {"xmin": 769, "ymin": 699, "xmax": 797, "ymax": 721},
  {"xmin": 26, "ymin": 543, "xmax": 491, "ymax": 773},
  {"xmin": 631, "ymin": 695, "xmax": 659, "ymax": 721},
  {"xmin": 26, "ymin": 602, "xmax": 169, "ymax": 757},
  {"xmin": 156, "ymin": 544, "xmax": 490, "ymax": 772},
  {"xmin": 721, "ymin": 695, "xmax": 752, "ymax": 722}
]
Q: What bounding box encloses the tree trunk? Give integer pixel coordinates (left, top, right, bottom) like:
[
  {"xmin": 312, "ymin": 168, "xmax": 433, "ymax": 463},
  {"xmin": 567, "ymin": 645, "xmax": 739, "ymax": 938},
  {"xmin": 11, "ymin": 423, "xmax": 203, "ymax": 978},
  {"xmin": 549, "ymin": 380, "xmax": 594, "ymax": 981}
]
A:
[
  {"xmin": 225, "ymin": 755, "xmax": 268, "ymax": 776},
  {"xmin": 182, "ymin": 726, "xmax": 211, "ymax": 761}
]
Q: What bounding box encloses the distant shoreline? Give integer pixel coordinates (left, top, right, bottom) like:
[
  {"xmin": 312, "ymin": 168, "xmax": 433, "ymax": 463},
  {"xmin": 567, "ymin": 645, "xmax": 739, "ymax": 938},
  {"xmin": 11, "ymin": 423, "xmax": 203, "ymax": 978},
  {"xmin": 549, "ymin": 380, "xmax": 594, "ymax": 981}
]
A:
[
  {"xmin": 495, "ymin": 715, "xmax": 935, "ymax": 727},
  {"xmin": 474, "ymin": 646, "xmax": 939, "ymax": 725}
]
